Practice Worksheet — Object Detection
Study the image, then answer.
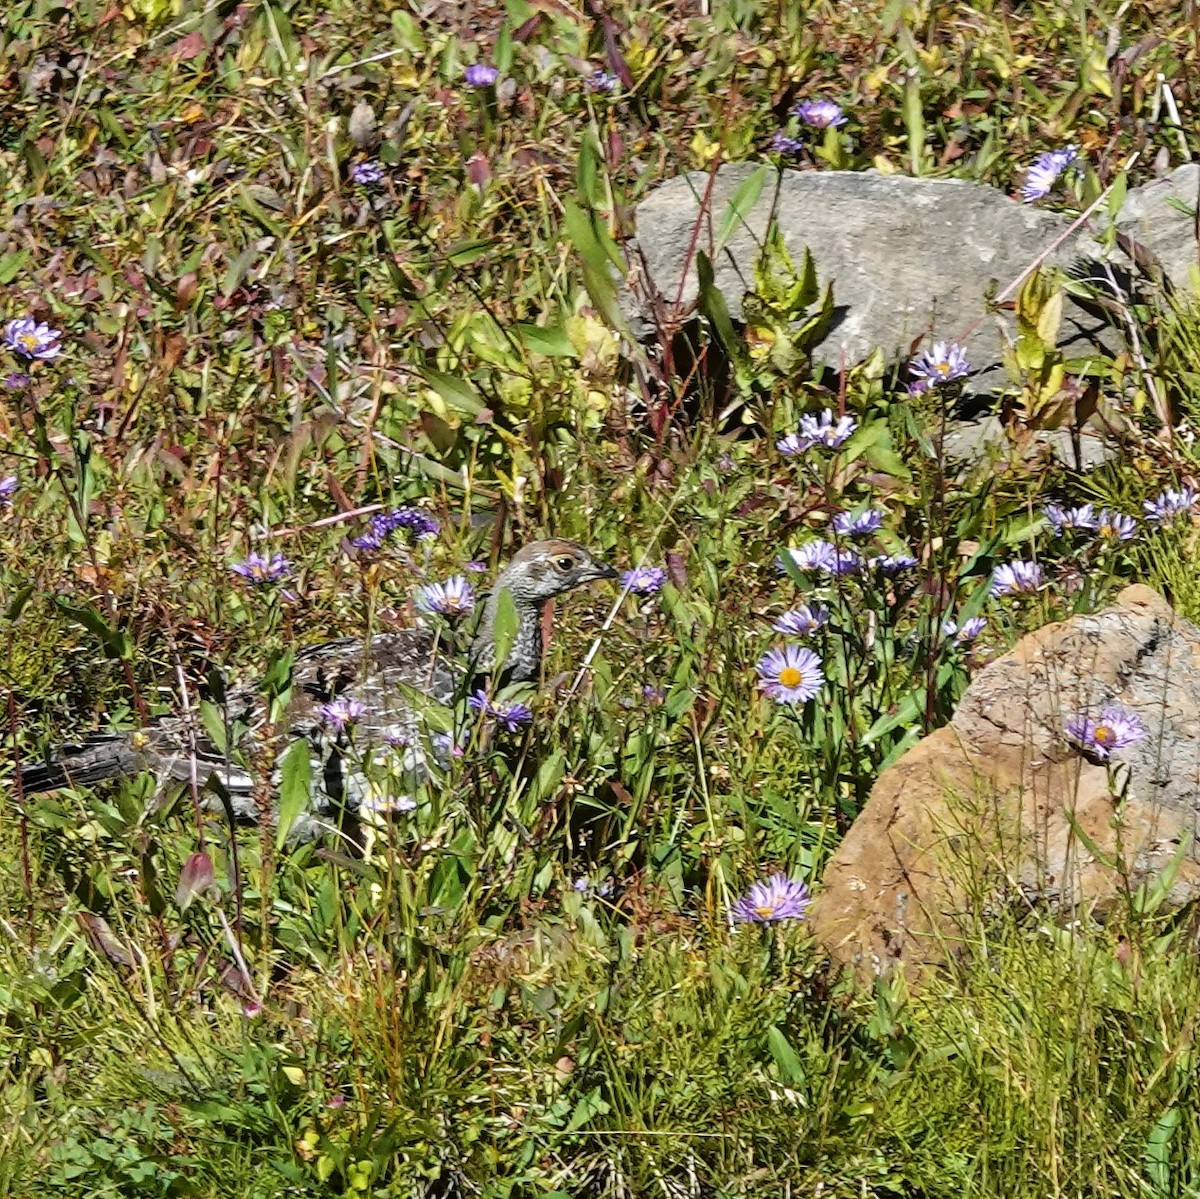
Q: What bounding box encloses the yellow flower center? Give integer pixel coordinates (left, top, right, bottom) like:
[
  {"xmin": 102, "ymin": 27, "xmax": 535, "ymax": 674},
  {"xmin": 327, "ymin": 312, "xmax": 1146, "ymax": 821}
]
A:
[
  {"xmin": 1094, "ymin": 725, "xmax": 1114, "ymax": 745},
  {"xmin": 936, "ymin": 361, "xmax": 950, "ymax": 375},
  {"xmin": 19, "ymin": 334, "xmax": 38, "ymax": 351},
  {"xmin": 755, "ymin": 904, "xmax": 777, "ymax": 918},
  {"xmin": 778, "ymin": 666, "xmax": 803, "ymax": 688}
]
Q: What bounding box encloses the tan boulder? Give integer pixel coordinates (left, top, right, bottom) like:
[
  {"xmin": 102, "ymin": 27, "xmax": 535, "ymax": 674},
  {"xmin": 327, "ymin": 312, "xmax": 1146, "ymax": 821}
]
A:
[{"xmin": 808, "ymin": 585, "xmax": 1200, "ymax": 980}]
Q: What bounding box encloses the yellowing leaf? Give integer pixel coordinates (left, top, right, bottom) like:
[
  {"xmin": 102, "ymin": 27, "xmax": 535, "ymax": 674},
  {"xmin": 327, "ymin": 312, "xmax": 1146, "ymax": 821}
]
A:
[{"xmin": 689, "ymin": 128, "xmax": 721, "ymax": 166}]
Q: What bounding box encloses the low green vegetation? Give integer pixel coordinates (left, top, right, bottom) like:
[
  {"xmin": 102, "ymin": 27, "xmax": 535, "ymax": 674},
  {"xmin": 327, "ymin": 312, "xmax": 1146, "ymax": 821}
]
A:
[{"xmin": 4, "ymin": 0, "xmax": 1200, "ymax": 1194}]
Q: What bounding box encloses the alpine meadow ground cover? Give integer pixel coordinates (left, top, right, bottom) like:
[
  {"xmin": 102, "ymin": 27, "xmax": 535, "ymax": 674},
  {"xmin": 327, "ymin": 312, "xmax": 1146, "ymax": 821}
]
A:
[{"xmin": 5, "ymin": 0, "xmax": 1200, "ymax": 1194}]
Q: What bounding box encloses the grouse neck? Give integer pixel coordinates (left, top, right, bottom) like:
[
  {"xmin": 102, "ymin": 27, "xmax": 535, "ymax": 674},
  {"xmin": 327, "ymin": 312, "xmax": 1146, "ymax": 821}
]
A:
[{"xmin": 471, "ymin": 588, "xmax": 545, "ymax": 684}]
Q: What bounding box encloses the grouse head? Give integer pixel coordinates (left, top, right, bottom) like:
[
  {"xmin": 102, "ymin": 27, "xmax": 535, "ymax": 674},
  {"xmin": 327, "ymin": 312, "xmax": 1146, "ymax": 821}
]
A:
[{"xmin": 471, "ymin": 539, "xmax": 617, "ymax": 684}]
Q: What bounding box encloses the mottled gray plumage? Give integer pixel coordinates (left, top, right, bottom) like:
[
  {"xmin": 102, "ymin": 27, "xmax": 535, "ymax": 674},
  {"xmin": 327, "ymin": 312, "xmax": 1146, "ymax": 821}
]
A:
[{"xmin": 20, "ymin": 540, "xmax": 616, "ymax": 829}]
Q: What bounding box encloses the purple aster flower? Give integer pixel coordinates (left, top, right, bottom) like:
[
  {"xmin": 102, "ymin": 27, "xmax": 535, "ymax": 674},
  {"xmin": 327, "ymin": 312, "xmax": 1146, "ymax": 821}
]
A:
[
  {"xmin": 318, "ymin": 697, "xmax": 367, "ymax": 732},
  {"xmin": 350, "ymin": 526, "xmax": 384, "ymax": 552},
  {"xmin": 828, "ymin": 549, "xmax": 865, "ymax": 576},
  {"xmin": 1095, "ymin": 509, "xmax": 1137, "ymax": 542},
  {"xmin": 943, "ymin": 615, "xmax": 987, "ymax": 642},
  {"xmin": 1044, "ymin": 503, "xmax": 1097, "ymax": 535},
  {"xmin": 793, "ymin": 99, "xmax": 847, "ymax": 129},
  {"xmin": 586, "ymin": 69, "xmax": 620, "ymax": 92},
  {"xmin": 4, "ymin": 317, "xmax": 62, "ymax": 361},
  {"xmin": 771, "ymin": 132, "xmax": 805, "ymax": 155},
  {"xmin": 4, "ymin": 371, "xmax": 30, "ymax": 389},
  {"xmin": 352, "ymin": 506, "xmax": 440, "ymax": 551},
  {"xmin": 0, "ymin": 475, "xmax": 16, "ymax": 504},
  {"xmin": 385, "ymin": 507, "xmax": 440, "ymax": 539},
  {"xmin": 464, "ymin": 559, "xmax": 489, "ymax": 572},
  {"xmin": 350, "ymin": 161, "xmax": 385, "ymax": 186},
  {"xmin": 756, "ymin": 645, "xmax": 823, "ymax": 703},
  {"xmin": 1021, "ymin": 144, "xmax": 1078, "ymax": 203},
  {"xmin": 415, "ymin": 575, "xmax": 475, "ymax": 616},
  {"xmin": 990, "ymin": 561, "xmax": 1046, "ymax": 597},
  {"xmin": 469, "ymin": 690, "xmax": 534, "ymax": 732},
  {"xmin": 621, "ymin": 565, "xmax": 667, "ymax": 595},
  {"xmin": 230, "ymin": 551, "xmax": 292, "ymax": 584},
  {"xmin": 642, "ymin": 685, "xmax": 666, "ymax": 704},
  {"xmin": 572, "ymin": 875, "xmax": 613, "ymax": 897},
  {"xmin": 797, "ymin": 409, "xmax": 857, "ymax": 450},
  {"xmin": 909, "ymin": 341, "xmax": 970, "ymax": 387},
  {"xmin": 773, "ymin": 604, "xmax": 828, "ymax": 636},
  {"xmin": 1064, "ymin": 704, "xmax": 1145, "ymax": 761},
  {"xmin": 495, "ymin": 700, "xmax": 535, "ymax": 732},
  {"xmin": 832, "ymin": 508, "xmax": 884, "ymax": 538},
  {"xmin": 1143, "ymin": 487, "xmax": 1199, "ymax": 523},
  {"xmin": 780, "ymin": 541, "xmax": 837, "ymax": 573},
  {"xmin": 729, "ymin": 873, "xmax": 811, "ymax": 923},
  {"xmin": 464, "ymin": 64, "xmax": 499, "ymax": 87},
  {"xmin": 870, "ymin": 552, "xmax": 918, "ymax": 575}
]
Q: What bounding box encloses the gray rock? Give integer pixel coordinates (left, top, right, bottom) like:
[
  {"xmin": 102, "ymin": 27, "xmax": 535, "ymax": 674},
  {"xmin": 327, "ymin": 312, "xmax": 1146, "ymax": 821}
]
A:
[
  {"xmin": 628, "ymin": 164, "xmax": 1199, "ymax": 391},
  {"xmin": 942, "ymin": 414, "xmax": 1118, "ymax": 471},
  {"xmin": 1113, "ymin": 162, "xmax": 1200, "ymax": 293}
]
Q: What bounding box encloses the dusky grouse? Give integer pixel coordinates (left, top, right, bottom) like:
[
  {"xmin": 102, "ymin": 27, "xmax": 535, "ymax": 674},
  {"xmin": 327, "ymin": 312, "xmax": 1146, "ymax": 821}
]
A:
[{"xmin": 19, "ymin": 539, "xmax": 616, "ymax": 831}]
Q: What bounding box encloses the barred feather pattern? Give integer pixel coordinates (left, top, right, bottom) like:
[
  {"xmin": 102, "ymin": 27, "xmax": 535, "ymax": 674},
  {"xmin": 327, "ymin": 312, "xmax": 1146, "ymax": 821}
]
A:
[
  {"xmin": 21, "ymin": 629, "xmax": 461, "ymax": 836},
  {"xmin": 19, "ymin": 539, "xmax": 617, "ymax": 841}
]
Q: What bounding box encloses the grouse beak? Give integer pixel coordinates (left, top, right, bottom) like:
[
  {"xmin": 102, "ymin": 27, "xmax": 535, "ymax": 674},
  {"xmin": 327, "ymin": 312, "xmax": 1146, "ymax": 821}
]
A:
[{"xmin": 588, "ymin": 559, "xmax": 620, "ymax": 582}]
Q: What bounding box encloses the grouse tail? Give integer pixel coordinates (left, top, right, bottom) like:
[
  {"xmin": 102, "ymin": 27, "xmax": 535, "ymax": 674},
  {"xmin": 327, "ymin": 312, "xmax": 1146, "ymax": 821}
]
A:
[{"xmin": 18, "ymin": 734, "xmax": 138, "ymax": 794}]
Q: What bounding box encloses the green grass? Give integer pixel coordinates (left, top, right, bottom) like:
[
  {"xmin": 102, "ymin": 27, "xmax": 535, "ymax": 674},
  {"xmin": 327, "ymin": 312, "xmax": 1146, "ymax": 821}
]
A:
[{"xmin": 4, "ymin": 0, "xmax": 1200, "ymax": 1193}]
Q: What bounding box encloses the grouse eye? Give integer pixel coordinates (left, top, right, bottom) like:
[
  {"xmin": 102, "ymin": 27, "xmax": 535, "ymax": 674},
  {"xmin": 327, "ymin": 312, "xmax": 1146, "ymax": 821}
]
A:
[{"xmin": 555, "ymin": 555, "xmax": 576, "ymax": 572}]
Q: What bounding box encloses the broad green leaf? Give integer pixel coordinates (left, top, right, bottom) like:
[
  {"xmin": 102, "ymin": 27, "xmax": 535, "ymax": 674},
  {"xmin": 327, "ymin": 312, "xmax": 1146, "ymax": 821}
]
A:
[
  {"xmin": 54, "ymin": 600, "xmax": 132, "ymax": 660},
  {"xmin": 421, "ymin": 368, "xmax": 486, "ymax": 416},
  {"xmin": 767, "ymin": 1025, "xmax": 807, "ymax": 1086},
  {"xmin": 861, "ymin": 691, "xmax": 924, "ymax": 746},
  {"xmin": 220, "ymin": 244, "xmax": 257, "ymax": 297},
  {"xmin": 580, "ymin": 262, "xmax": 629, "ymax": 335},
  {"xmin": 6, "ymin": 584, "xmax": 34, "ymax": 621},
  {"xmin": 0, "ymin": 250, "xmax": 30, "ymax": 285},
  {"xmin": 845, "ymin": 421, "xmax": 911, "ymax": 480},
  {"xmin": 516, "ymin": 322, "xmax": 577, "ymax": 357},
  {"xmin": 444, "ymin": 239, "xmax": 494, "ymax": 267},
  {"xmin": 260, "ymin": 648, "xmax": 295, "ymax": 699},
  {"xmin": 1062, "ymin": 809, "xmax": 1119, "ymax": 870},
  {"xmin": 562, "ymin": 198, "xmax": 629, "ymax": 332},
  {"xmin": 696, "ymin": 251, "xmax": 738, "ymax": 353},
  {"xmin": 236, "ymin": 188, "xmax": 285, "ymax": 238},
  {"xmin": 1145, "ymin": 1106, "xmax": 1179, "ymax": 1194},
  {"xmin": 276, "ymin": 738, "xmax": 313, "ymax": 848},
  {"xmin": 577, "ymin": 131, "xmax": 601, "ymax": 209},
  {"xmin": 493, "ymin": 19, "xmax": 514, "ymax": 72},
  {"xmin": 199, "ymin": 701, "xmax": 229, "ymax": 755},
  {"xmin": 714, "ymin": 163, "xmax": 768, "ymax": 253},
  {"xmin": 903, "ymin": 75, "xmax": 925, "ymax": 174},
  {"xmin": 1105, "ymin": 170, "xmax": 1128, "ymax": 221},
  {"xmin": 562, "ymin": 196, "xmax": 625, "ymax": 274},
  {"xmin": 565, "ymin": 1086, "xmax": 610, "ymax": 1133},
  {"xmin": 563, "ymin": 197, "xmax": 609, "ymax": 274},
  {"xmin": 490, "ymin": 587, "xmax": 519, "ymax": 669},
  {"xmin": 1133, "ymin": 834, "xmax": 1192, "ymax": 918}
]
